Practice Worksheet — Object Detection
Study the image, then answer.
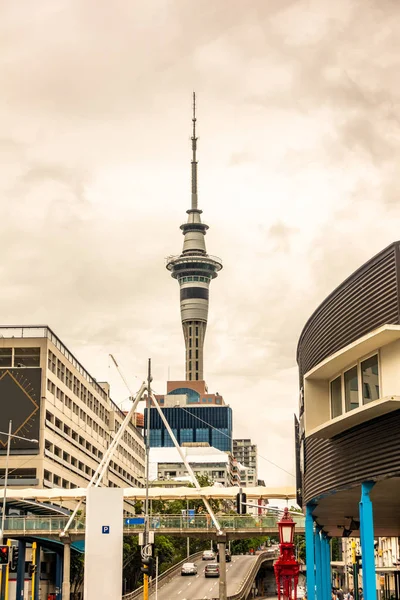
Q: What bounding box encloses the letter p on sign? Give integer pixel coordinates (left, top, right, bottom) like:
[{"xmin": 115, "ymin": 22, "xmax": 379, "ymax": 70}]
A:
[{"xmin": 102, "ymin": 525, "xmax": 110, "ymax": 534}]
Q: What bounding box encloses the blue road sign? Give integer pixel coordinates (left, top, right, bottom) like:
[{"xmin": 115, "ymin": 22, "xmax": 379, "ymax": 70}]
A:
[{"xmin": 102, "ymin": 525, "xmax": 110, "ymax": 534}]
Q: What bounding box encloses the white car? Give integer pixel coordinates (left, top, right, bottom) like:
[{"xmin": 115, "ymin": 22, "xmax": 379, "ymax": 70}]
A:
[
  {"xmin": 202, "ymin": 550, "xmax": 215, "ymax": 560},
  {"xmin": 181, "ymin": 562, "xmax": 198, "ymax": 576}
]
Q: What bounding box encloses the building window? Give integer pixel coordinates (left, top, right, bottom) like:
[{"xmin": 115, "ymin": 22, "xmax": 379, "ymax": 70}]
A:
[
  {"xmin": 330, "ymin": 353, "xmax": 380, "ymax": 419},
  {"xmin": 344, "ymin": 366, "xmax": 359, "ymax": 412},
  {"xmin": 14, "ymin": 347, "xmax": 40, "ymax": 367},
  {"xmin": 195, "ymin": 428, "xmax": 209, "ymax": 443},
  {"xmin": 149, "ymin": 430, "xmax": 162, "ymax": 447},
  {"xmin": 164, "ymin": 429, "xmax": 178, "ymax": 447},
  {"xmin": 361, "ymin": 355, "xmax": 379, "ymax": 404},
  {"xmin": 0, "ymin": 348, "xmax": 12, "ymax": 367},
  {"xmin": 180, "ymin": 429, "xmax": 193, "ymax": 444}
]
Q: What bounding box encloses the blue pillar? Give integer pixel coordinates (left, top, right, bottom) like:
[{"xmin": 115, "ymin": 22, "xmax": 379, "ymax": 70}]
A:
[
  {"xmin": 359, "ymin": 481, "xmax": 376, "ymax": 600},
  {"xmin": 315, "ymin": 527, "xmax": 323, "ymax": 600},
  {"xmin": 34, "ymin": 544, "xmax": 40, "ymax": 600},
  {"xmin": 305, "ymin": 504, "xmax": 316, "ymax": 600},
  {"xmin": 16, "ymin": 540, "xmax": 26, "ymax": 600},
  {"xmin": 322, "ymin": 533, "xmax": 331, "ymax": 600},
  {"xmin": 55, "ymin": 552, "xmax": 63, "ymax": 600}
]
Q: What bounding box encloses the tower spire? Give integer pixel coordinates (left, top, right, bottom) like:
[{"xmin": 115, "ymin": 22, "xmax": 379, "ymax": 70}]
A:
[{"xmin": 191, "ymin": 91, "xmax": 198, "ymax": 210}]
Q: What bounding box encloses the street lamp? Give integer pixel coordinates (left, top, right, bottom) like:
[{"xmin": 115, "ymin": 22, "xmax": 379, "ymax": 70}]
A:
[
  {"xmin": 274, "ymin": 507, "xmax": 300, "ymax": 600},
  {"xmin": 0, "ymin": 420, "xmax": 39, "ymax": 544}
]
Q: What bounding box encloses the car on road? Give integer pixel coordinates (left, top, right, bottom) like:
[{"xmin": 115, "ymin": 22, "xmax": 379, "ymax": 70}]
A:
[
  {"xmin": 204, "ymin": 564, "xmax": 220, "ymax": 578},
  {"xmin": 202, "ymin": 550, "xmax": 215, "ymax": 560},
  {"xmin": 181, "ymin": 562, "xmax": 198, "ymax": 576},
  {"xmin": 217, "ymin": 549, "xmax": 232, "ymax": 562}
]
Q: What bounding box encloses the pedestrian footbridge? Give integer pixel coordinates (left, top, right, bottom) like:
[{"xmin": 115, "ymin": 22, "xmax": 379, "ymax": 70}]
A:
[{"xmin": 3, "ymin": 513, "xmax": 305, "ymax": 541}]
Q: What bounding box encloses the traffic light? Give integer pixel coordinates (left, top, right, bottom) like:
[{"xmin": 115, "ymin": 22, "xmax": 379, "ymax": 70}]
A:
[
  {"xmin": 28, "ymin": 563, "xmax": 37, "ymax": 576},
  {"xmin": 10, "ymin": 546, "xmax": 19, "ymax": 570},
  {"xmin": 141, "ymin": 557, "xmax": 154, "ymax": 577},
  {"xmin": 0, "ymin": 546, "xmax": 9, "ymax": 565},
  {"xmin": 236, "ymin": 491, "xmax": 247, "ymax": 514}
]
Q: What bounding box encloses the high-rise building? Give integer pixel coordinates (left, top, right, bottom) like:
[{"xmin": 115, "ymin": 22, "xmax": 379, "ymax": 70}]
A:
[
  {"xmin": 233, "ymin": 439, "xmax": 258, "ymax": 486},
  {"xmin": 0, "ymin": 326, "xmax": 145, "ymax": 509},
  {"xmin": 166, "ymin": 93, "xmax": 222, "ymax": 382}
]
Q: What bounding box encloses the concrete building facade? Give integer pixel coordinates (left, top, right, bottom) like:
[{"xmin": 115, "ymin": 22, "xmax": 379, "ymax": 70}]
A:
[{"xmin": 0, "ymin": 326, "xmax": 145, "ymax": 504}]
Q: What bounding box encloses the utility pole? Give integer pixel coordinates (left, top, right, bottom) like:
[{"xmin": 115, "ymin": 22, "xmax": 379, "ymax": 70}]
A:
[{"xmin": 142, "ymin": 359, "xmax": 152, "ymax": 600}]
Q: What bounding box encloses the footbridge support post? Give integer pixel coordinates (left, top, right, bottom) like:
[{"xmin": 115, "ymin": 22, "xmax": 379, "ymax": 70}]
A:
[
  {"xmin": 218, "ymin": 535, "xmax": 227, "ymax": 600},
  {"xmin": 62, "ymin": 538, "xmax": 71, "ymax": 600}
]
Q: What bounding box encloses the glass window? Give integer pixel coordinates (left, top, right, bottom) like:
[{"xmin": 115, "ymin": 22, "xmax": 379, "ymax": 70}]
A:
[
  {"xmin": 344, "ymin": 366, "xmax": 359, "ymax": 412},
  {"xmin": 196, "ymin": 428, "xmax": 209, "ymax": 443},
  {"xmin": 0, "ymin": 348, "xmax": 12, "ymax": 367},
  {"xmin": 180, "ymin": 429, "xmax": 193, "ymax": 443},
  {"xmin": 14, "ymin": 347, "xmax": 40, "ymax": 367},
  {"xmin": 361, "ymin": 355, "xmax": 379, "ymax": 404},
  {"xmin": 330, "ymin": 376, "xmax": 342, "ymax": 418},
  {"xmin": 164, "ymin": 429, "xmax": 178, "ymax": 447}
]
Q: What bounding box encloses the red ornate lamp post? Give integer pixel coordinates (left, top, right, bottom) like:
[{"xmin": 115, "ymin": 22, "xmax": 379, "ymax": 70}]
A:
[{"xmin": 274, "ymin": 507, "xmax": 300, "ymax": 600}]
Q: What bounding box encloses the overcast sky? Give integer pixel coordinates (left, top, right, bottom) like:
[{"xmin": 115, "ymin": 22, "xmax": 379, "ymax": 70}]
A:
[{"xmin": 2, "ymin": 0, "xmax": 400, "ymax": 487}]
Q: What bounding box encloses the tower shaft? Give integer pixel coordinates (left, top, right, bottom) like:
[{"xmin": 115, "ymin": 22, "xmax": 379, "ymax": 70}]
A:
[{"xmin": 166, "ymin": 94, "xmax": 222, "ymax": 381}]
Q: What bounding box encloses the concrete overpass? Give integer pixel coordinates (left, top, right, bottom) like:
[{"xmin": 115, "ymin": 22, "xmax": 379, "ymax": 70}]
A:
[{"xmin": 123, "ymin": 549, "xmax": 280, "ymax": 600}]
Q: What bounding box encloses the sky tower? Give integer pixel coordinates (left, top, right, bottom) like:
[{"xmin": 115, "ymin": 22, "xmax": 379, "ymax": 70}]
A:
[{"xmin": 166, "ymin": 94, "xmax": 222, "ymax": 381}]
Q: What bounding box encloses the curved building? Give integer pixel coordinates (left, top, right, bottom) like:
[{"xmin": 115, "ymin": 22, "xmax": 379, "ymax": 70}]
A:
[
  {"xmin": 166, "ymin": 93, "xmax": 222, "ymax": 381},
  {"xmin": 296, "ymin": 241, "xmax": 400, "ymax": 600}
]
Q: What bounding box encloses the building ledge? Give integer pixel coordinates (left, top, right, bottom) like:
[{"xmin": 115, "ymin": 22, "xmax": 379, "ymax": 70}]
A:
[
  {"xmin": 304, "ymin": 324, "xmax": 400, "ymax": 381},
  {"xmin": 307, "ymin": 396, "xmax": 400, "ymax": 439}
]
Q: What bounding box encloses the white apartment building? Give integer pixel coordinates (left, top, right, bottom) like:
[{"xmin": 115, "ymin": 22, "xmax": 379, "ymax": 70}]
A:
[
  {"xmin": 0, "ymin": 326, "xmax": 145, "ymax": 511},
  {"xmin": 149, "ymin": 445, "xmax": 236, "ymax": 487},
  {"xmin": 233, "ymin": 439, "xmax": 257, "ymax": 486}
]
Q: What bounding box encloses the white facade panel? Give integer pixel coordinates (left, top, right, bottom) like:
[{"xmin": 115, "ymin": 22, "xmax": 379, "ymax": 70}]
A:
[{"xmin": 84, "ymin": 488, "xmax": 124, "ymax": 600}]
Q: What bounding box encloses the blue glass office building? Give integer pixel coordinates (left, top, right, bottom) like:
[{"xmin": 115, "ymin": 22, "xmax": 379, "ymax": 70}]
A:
[{"xmin": 144, "ymin": 406, "xmax": 232, "ymax": 453}]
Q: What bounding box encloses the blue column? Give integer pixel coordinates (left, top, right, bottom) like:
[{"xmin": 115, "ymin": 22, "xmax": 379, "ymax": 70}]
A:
[
  {"xmin": 315, "ymin": 527, "xmax": 323, "ymax": 600},
  {"xmin": 322, "ymin": 533, "xmax": 331, "ymax": 600},
  {"xmin": 16, "ymin": 540, "xmax": 26, "ymax": 600},
  {"xmin": 320, "ymin": 534, "xmax": 326, "ymax": 600},
  {"xmin": 305, "ymin": 504, "xmax": 316, "ymax": 600},
  {"xmin": 34, "ymin": 544, "xmax": 40, "ymax": 600},
  {"xmin": 359, "ymin": 481, "xmax": 376, "ymax": 600},
  {"xmin": 55, "ymin": 552, "xmax": 63, "ymax": 600}
]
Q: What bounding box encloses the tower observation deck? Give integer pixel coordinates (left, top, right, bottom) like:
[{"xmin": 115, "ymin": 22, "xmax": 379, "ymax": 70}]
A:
[{"xmin": 166, "ymin": 94, "xmax": 222, "ymax": 381}]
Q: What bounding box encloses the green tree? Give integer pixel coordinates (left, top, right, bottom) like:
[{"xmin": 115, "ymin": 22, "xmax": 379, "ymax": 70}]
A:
[{"xmin": 70, "ymin": 552, "xmax": 84, "ymax": 600}]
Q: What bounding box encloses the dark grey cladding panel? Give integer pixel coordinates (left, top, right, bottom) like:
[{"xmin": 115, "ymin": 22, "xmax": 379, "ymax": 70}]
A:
[
  {"xmin": 303, "ymin": 409, "xmax": 400, "ymax": 503},
  {"xmin": 180, "ymin": 287, "xmax": 209, "ymax": 301},
  {"xmin": 0, "ymin": 368, "xmax": 42, "ymax": 451},
  {"xmin": 297, "ymin": 242, "xmax": 400, "ymax": 382}
]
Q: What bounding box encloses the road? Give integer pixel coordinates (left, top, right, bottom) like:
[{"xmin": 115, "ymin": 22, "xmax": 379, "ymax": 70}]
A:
[{"xmin": 150, "ymin": 555, "xmax": 259, "ymax": 600}]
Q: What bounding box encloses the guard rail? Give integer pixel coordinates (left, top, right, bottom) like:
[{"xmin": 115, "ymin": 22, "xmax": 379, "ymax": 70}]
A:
[{"xmin": 122, "ymin": 551, "xmax": 204, "ymax": 600}]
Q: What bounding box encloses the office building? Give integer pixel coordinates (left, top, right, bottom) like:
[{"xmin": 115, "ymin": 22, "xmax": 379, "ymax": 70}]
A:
[
  {"xmin": 233, "ymin": 439, "xmax": 258, "ymax": 486},
  {"xmin": 0, "ymin": 326, "xmax": 145, "ymax": 500},
  {"xmin": 146, "ymin": 404, "xmax": 232, "ymax": 452}
]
